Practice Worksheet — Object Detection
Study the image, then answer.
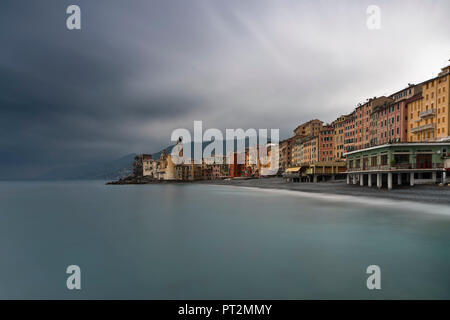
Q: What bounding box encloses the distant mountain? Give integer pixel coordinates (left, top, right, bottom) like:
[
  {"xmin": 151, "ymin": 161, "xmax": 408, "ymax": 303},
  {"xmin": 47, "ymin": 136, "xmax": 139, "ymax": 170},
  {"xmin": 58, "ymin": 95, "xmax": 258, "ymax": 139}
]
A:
[
  {"xmin": 37, "ymin": 137, "xmax": 268, "ymax": 180},
  {"xmin": 37, "ymin": 154, "xmax": 137, "ymax": 181}
]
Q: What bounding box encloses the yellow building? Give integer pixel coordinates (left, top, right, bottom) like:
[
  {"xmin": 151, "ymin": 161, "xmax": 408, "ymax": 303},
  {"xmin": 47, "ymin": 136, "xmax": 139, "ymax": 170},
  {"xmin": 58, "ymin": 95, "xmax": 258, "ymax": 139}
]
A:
[
  {"xmin": 332, "ymin": 115, "xmax": 346, "ymax": 161},
  {"xmin": 408, "ymin": 65, "xmax": 450, "ymax": 142},
  {"xmin": 302, "ymin": 136, "xmax": 319, "ymax": 165},
  {"xmin": 293, "ymin": 119, "xmax": 323, "ymax": 137},
  {"xmin": 291, "ymin": 135, "xmax": 307, "ymax": 166}
]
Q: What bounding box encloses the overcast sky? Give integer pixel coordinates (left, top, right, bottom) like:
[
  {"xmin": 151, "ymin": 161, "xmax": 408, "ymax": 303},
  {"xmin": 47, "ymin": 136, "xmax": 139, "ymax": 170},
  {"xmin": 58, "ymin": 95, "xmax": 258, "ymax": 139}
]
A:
[{"xmin": 0, "ymin": 0, "xmax": 449, "ymax": 178}]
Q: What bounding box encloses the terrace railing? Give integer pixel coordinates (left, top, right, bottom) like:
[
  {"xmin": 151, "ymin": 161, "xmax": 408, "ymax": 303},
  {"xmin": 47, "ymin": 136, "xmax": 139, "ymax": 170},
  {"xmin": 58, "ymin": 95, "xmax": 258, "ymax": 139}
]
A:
[
  {"xmin": 347, "ymin": 163, "xmax": 444, "ymax": 172},
  {"xmin": 419, "ymin": 109, "xmax": 436, "ymax": 119},
  {"xmin": 410, "ymin": 123, "xmax": 436, "ymax": 133}
]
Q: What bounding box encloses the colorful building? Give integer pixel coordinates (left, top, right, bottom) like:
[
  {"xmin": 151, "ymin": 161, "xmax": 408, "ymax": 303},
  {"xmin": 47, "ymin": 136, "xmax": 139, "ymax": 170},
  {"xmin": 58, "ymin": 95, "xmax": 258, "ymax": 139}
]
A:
[
  {"xmin": 291, "ymin": 135, "xmax": 308, "ymax": 166},
  {"xmin": 332, "ymin": 115, "xmax": 349, "ymax": 161},
  {"xmin": 229, "ymin": 152, "xmax": 245, "ymax": 178},
  {"xmin": 408, "ymin": 65, "xmax": 450, "ymax": 142},
  {"xmin": 346, "ymin": 142, "xmax": 450, "ymax": 189},
  {"xmin": 354, "ymin": 96, "xmax": 392, "ymax": 150},
  {"xmin": 318, "ymin": 125, "xmax": 335, "ymax": 162},
  {"xmin": 302, "ymin": 136, "xmax": 319, "ymax": 165},
  {"xmin": 279, "ymin": 137, "xmax": 294, "ymax": 170},
  {"xmin": 293, "ymin": 119, "xmax": 323, "ymax": 137},
  {"xmin": 343, "ymin": 111, "xmax": 356, "ymax": 154}
]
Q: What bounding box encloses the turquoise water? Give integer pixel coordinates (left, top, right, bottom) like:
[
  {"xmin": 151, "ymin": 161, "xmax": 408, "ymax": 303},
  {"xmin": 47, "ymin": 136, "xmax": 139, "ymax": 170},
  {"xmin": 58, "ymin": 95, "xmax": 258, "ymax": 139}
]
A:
[{"xmin": 0, "ymin": 181, "xmax": 449, "ymax": 299}]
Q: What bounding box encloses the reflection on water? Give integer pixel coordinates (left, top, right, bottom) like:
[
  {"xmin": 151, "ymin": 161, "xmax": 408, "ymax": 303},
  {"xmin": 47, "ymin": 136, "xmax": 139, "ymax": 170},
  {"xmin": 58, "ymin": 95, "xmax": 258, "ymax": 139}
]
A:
[{"xmin": 0, "ymin": 181, "xmax": 449, "ymax": 299}]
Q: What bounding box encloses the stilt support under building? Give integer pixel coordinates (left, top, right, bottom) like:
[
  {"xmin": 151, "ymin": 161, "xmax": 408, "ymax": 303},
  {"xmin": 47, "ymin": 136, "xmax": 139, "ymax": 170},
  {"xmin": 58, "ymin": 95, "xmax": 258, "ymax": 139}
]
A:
[{"xmin": 388, "ymin": 172, "xmax": 393, "ymax": 190}]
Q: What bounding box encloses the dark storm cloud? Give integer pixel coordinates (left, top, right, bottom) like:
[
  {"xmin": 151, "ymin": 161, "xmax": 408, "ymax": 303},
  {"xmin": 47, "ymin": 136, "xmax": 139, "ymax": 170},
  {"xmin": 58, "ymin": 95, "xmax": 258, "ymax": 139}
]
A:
[
  {"xmin": 0, "ymin": 0, "xmax": 449, "ymax": 178},
  {"xmin": 0, "ymin": 0, "xmax": 208, "ymax": 177}
]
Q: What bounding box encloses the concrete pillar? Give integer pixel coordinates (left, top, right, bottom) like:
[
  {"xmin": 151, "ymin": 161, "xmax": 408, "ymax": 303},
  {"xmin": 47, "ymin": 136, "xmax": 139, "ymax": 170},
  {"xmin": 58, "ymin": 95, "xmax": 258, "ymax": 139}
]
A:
[
  {"xmin": 410, "ymin": 172, "xmax": 415, "ymax": 186},
  {"xmin": 368, "ymin": 174, "xmax": 372, "ymax": 187},
  {"xmin": 353, "ymin": 174, "xmax": 357, "ymax": 184},
  {"xmin": 360, "ymin": 173, "xmax": 364, "ymax": 186},
  {"xmin": 346, "ymin": 174, "xmax": 350, "ymax": 184},
  {"xmin": 443, "ymin": 171, "xmax": 447, "ymax": 184},
  {"xmin": 432, "ymin": 171, "xmax": 437, "ymax": 183},
  {"xmin": 377, "ymin": 173, "xmax": 382, "ymax": 188},
  {"xmin": 388, "ymin": 172, "xmax": 393, "ymax": 190},
  {"xmin": 313, "ymin": 175, "xmax": 318, "ymax": 183},
  {"xmin": 331, "ymin": 175, "xmax": 336, "ymax": 181},
  {"xmin": 397, "ymin": 173, "xmax": 402, "ymax": 185}
]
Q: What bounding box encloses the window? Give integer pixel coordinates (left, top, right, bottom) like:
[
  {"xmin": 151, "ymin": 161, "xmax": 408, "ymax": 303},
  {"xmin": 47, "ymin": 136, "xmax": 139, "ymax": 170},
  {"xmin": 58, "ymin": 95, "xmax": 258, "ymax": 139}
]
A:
[{"xmin": 371, "ymin": 156, "xmax": 377, "ymax": 166}]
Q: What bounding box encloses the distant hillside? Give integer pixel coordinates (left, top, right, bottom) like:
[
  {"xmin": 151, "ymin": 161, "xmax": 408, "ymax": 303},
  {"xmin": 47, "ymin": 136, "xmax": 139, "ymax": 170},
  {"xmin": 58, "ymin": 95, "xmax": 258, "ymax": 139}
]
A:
[
  {"xmin": 37, "ymin": 137, "xmax": 265, "ymax": 180},
  {"xmin": 38, "ymin": 154, "xmax": 137, "ymax": 181}
]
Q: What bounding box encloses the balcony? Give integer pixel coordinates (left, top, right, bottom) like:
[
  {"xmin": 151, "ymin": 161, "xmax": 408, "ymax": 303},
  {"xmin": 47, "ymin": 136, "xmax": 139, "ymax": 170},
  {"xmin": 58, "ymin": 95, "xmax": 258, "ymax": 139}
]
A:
[
  {"xmin": 347, "ymin": 163, "xmax": 444, "ymax": 172},
  {"xmin": 410, "ymin": 123, "xmax": 436, "ymax": 133},
  {"xmin": 419, "ymin": 109, "xmax": 436, "ymax": 118}
]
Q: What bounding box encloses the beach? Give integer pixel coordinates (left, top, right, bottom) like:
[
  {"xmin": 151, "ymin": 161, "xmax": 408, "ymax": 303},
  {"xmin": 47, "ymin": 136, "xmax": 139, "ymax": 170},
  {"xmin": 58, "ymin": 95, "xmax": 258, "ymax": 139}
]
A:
[{"xmin": 198, "ymin": 177, "xmax": 450, "ymax": 206}]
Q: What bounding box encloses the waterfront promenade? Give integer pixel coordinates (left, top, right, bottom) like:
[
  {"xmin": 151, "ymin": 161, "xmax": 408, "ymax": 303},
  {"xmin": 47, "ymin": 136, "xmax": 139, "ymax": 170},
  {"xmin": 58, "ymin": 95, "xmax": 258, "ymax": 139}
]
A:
[{"xmin": 199, "ymin": 177, "xmax": 450, "ymax": 205}]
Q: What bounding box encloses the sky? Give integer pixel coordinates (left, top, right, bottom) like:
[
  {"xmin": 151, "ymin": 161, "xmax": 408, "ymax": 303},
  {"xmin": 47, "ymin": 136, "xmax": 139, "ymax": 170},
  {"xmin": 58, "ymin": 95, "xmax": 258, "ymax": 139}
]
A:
[{"xmin": 0, "ymin": 0, "xmax": 449, "ymax": 179}]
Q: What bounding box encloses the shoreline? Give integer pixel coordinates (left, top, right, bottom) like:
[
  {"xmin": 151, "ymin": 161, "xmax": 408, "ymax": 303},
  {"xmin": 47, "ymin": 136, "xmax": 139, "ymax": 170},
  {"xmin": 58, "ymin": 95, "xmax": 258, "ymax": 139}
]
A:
[
  {"xmin": 106, "ymin": 176, "xmax": 450, "ymax": 205},
  {"xmin": 206, "ymin": 184, "xmax": 450, "ymax": 215},
  {"xmin": 196, "ymin": 177, "xmax": 450, "ymax": 206}
]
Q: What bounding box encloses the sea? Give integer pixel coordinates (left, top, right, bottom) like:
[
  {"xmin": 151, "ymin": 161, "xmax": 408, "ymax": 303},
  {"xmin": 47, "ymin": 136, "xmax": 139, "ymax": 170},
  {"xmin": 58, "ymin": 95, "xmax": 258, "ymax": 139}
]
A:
[{"xmin": 0, "ymin": 180, "xmax": 449, "ymax": 299}]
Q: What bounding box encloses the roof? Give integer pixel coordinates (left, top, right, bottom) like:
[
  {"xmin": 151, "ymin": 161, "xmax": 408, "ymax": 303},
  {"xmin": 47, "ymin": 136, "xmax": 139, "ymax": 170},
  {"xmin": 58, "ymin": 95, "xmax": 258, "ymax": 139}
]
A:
[{"xmin": 345, "ymin": 142, "xmax": 450, "ymax": 156}]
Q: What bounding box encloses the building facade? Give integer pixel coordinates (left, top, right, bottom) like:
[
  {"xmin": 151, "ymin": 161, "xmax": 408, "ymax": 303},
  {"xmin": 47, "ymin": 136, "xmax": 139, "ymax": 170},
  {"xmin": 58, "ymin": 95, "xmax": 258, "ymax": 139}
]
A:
[
  {"xmin": 354, "ymin": 96, "xmax": 392, "ymax": 150},
  {"xmin": 279, "ymin": 137, "xmax": 294, "ymax": 171},
  {"xmin": 302, "ymin": 136, "xmax": 319, "ymax": 165},
  {"xmin": 319, "ymin": 125, "xmax": 335, "ymax": 162},
  {"xmin": 293, "ymin": 119, "xmax": 323, "ymax": 137},
  {"xmin": 408, "ymin": 65, "xmax": 450, "ymax": 142},
  {"xmin": 343, "ymin": 111, "xmax": 356, "ymax": 154},
  {"xmin": 346, "ymin": 143, "xmax": 450, "ymax": 189}
]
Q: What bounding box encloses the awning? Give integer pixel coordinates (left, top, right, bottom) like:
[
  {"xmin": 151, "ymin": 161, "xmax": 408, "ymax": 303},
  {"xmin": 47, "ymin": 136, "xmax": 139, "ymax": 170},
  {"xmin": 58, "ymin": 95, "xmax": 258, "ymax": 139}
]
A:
[{"xmin": 285, "ymin": 167, "xmax": 301, "ymax": 173}]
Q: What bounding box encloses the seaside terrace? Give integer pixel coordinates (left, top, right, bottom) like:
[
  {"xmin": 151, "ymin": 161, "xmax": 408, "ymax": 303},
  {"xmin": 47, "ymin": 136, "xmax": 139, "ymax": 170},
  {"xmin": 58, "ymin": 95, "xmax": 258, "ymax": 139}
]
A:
[{"xmin": 345, "ymin": 142, "xmax": 450, "ymax": 189}]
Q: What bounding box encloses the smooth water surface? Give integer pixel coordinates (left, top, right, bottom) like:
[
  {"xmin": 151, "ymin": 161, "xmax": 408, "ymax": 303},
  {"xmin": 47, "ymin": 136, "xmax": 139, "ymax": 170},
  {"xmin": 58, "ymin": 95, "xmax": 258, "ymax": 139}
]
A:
[{"xmin": 0, "ymin": 181, "xmax": 449, "ymax": 299}]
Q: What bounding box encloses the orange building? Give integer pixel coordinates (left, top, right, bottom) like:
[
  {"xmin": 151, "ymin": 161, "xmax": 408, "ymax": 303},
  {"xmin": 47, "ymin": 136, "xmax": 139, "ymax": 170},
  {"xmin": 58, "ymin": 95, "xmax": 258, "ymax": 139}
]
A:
[
  {"xmin": 332, "ymin": 114, "xmax": 353, "ymax": 160},
  {"xmin": 279, "ymin": 138, "xmax": 294, "ymax": 170},
  {"xmin": 343, "ymin": 111, "xmax": 356, "ymax": 154},
  {"xmin": 319, "ymin": 125, "xmax": 335, "ymax": 162},
  {"xmin": 354, "ymin": 96, "xmax": 393, "ymax": 150},
  {"xmin": 302, "ymin": 136, "xmax": 319, "ymax": 165},
  {"xmin": 293, "ymin": 119, "xmax": 323, "ymax": 137},
  {"xmin": 408, "ymin": 65, "xmax": 450, "ymax": 142}
]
